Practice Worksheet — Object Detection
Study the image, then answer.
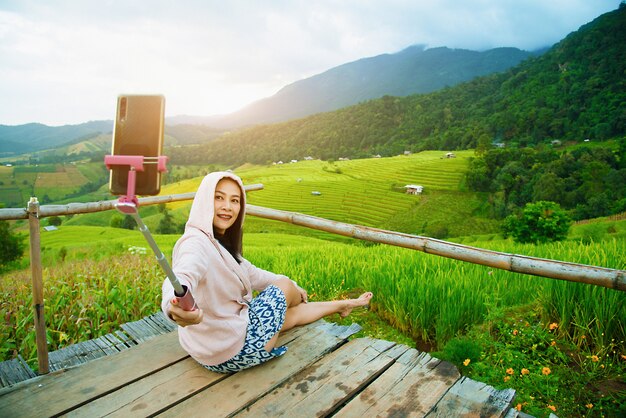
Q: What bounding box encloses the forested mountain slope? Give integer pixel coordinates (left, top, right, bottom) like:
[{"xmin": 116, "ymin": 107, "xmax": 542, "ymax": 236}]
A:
[
  {"xmin": 168, "ymin": 6, "xmax": 625, "ymax": 166},
  {"xmin": 203, "ymin": 46, "xmax": 535, "ymax": 129}
]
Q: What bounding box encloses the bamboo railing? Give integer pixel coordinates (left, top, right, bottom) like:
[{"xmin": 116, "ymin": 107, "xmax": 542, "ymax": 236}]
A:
[
  {"xmin": 247, "ymin": 205, "xmax": 626, "ymax": 291},
  {"xmin": 1, "ymin": 186, "xmax": 625, "ymax": 374}
]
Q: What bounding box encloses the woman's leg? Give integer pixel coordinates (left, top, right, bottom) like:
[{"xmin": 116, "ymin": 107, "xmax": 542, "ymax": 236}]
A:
[
  {"xmin": 281, "ymin": 294, "xmax": 373, "ymax": 331},
  {"xmin": 264, "ymin": 277, "xmax": 372, "ymax": 351}
]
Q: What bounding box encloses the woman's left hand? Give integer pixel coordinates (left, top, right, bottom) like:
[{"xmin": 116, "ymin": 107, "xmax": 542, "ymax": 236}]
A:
[{"xmin": 296, "ymin": 285, "xmax": 308, "ymax": 303}]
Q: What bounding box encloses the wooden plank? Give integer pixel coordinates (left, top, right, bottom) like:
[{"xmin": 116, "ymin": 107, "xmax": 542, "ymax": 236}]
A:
[
  {"xmin": 91, "ymin": 336, "xmax": 120, "ymax": 355},
  {"xmin": 120, "ymin": 322, "xmax": 151, "ymax": 342},
  {"xmin": 426, "ymin": 376, "xmax": 516, "ymax": 417},
  {"xmin": 335, "ymin": 347, "xmax": 424, "ymax": 417},
  {"xmin": 236, "ymin": 338, "xmax": 409, "ymax": 417},
  {"xmin": 336, "ymin": 349, "xmax": 461, "ymax": 417},
  {"xmin": 114, "ymin": 330, "xmax": 137, "ymax": 347},
  {"xmin": 48, "ymin": 340, "xmax": 106, "ymax": 372},
  {"xmin": 0, "ymin": 357, "xmax": 36, "ymax": 388},
  {"xmin": 143, "ymin": 317, "xmax": 171, "ymax": 335},
  {"xmin": 65, "ymin": 322, "xmax": 332, "ymax": 418},
  {"xmin": 0, "ymin": 331, "xmax": 187, "ymax": 418},
  {"xmin": 146, "ymin": 312, "xmax": 176, "ymax": 333},
  {"xmin": 133, "ymin": 317, "xmax": 168, "ymax": 336},
  {"xmin": 158, "ymin": 321, "xmax": 359, "ymax": 418},
  {"xmin": 64, "ymin": 358, "xmax": 227, "ymax": 418},
  {"xmin": 105, "ymin": 333, "xmax": 132, "ymax": 351}
]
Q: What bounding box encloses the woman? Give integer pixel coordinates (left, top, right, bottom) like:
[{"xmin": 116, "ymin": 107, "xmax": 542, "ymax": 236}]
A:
[{"xmin": 162, "ymin": 171, "xmax": 373, "ymax": 373}]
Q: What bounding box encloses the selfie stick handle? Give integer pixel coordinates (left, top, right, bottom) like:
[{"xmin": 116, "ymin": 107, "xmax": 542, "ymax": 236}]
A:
[{"xmin": 104, "ymin": 155, "xmax": 197, "ymax": 311}]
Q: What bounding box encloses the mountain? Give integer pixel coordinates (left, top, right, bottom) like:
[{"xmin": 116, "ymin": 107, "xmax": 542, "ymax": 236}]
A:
[
  {"xmin": 167, "ymin": 5, "xmax": 625, "ymax": 166},
  {"xmin": 199, "ymin": 46, "xmax": 537, "ymax": 129},
  {"xmin": 0, "ymin": 45, "xmax": 536, "ymax": 157},
  {"xmin": 0, "ymin": 120, "xmax": 113, "ymax": 156},
  {"xmin": 0, "ymin": 119, "xmax": 227, "ymax": 158}
]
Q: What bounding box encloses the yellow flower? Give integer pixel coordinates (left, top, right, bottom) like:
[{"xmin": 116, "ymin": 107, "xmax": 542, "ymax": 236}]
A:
[
  {"xmin": 549, "ymin": 322, "xmax": 558, "ymax": 330},
  {"xmin": 506, "ymin": 368, "xmax": 514, "ymax": 375},
  {"xmin": 591, "ymin": 355, "xmax": 599, "ymax": 362},
  {"xmin": 503, "ymin": 376, "xmax": 511, "ymax": 382},
  {"xmin": 512, "ymin": 329, "xmax": 518, "ymax": 336},
  {"xmin": 542, "ymin": 367, "xmax": 551, "ymax": 375},
  {"xmin": 550, "ymin": 340, "xmax": 557, "ymax": 346},
  {"xmin": 521, "ymin": 368, "xmax": 530, "ymax": 376},
  {"xmin": 586, "ymin": 403, "xmax": 594, "ymax": 409},
  {"xmin": 463, "ymin": 358, "xmax": 471, "ymax": 366},
  {"xmin": 547, "ymin": 405, "xmax": 557, "ymax": 412}
]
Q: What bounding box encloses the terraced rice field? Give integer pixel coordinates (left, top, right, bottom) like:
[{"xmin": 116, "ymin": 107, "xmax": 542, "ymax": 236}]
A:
[
  {"xmin": 144, "ymin": 150, "xmax": 493, "ymax": 238},
  {"xmin": 236, "ymin": 151, "xmax": 471, "ymax": 227}
]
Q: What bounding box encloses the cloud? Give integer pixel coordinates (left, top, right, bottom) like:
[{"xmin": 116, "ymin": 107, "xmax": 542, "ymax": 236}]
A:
[{"xmin": 0, "ymin": 0, "xmax": 619, "ymax": 125}]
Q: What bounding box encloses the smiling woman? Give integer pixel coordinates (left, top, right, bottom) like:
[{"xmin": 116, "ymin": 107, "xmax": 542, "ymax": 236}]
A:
[{"xmin": 161, "ymin": 171, "xmax": 373, "ymax": 373}]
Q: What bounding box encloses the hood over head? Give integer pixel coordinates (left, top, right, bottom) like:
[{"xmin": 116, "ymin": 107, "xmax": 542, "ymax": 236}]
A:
[{"xmin": 185, "ymin": 171, "xmax": 246, "ymax": 243}]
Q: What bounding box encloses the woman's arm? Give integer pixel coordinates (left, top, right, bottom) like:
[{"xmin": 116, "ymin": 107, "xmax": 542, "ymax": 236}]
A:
[{"xmin": 161, "ymin": 236, "xmax": 210, "ymax": 324}]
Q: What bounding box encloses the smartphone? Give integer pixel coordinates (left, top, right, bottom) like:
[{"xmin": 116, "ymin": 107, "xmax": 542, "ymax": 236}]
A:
[{"xmin": 109, "ymin": 95, "xmax": 165, "ymax": 196}]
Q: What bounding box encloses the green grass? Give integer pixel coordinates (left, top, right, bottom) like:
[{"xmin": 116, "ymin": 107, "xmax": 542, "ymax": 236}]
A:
[{"xmin": 1, "ymin": 227, "xmax": 624, "ymax": 416}]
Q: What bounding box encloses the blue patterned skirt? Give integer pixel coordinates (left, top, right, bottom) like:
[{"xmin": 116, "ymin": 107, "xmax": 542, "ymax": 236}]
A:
[{"xmin": 204, "ymin": 285, "xmax": 288, "ymax": 373}]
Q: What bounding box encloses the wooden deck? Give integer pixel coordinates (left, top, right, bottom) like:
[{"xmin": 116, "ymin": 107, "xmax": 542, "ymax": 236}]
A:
[{"xmin": 0, "ymin": 320, "xmax": 523, "ymax": 417}]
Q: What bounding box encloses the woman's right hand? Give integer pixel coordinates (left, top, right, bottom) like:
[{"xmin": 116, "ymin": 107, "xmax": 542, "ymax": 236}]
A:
[{"xmin": 169, "ymin": 297, "xmax": 203, "ymax": 327}]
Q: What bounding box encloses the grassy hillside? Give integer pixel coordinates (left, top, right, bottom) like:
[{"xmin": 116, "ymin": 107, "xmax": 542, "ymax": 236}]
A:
[
  {"xmin": 61, "ymin": 150, "xmax": 499, "ymax": 239},
  {"xmin": 236, "ymin": 150, "xmax": 499, "ymax": 238},
  {"xmin": 0, "ymin": 161, "xmax": 109, "ymax": 207}
]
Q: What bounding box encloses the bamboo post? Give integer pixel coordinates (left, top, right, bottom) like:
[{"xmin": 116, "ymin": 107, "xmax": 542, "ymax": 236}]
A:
[{"xmin": 27, "ymin": 197, "xmax": 49, "ymax": 374}]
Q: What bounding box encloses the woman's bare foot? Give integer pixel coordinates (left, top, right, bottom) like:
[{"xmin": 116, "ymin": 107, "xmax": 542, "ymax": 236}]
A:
[{"xmin": 339, "ymin": 292, "xmax": 373, "ymax": 318}]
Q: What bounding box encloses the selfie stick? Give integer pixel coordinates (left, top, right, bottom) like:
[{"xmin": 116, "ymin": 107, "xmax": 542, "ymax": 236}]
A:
[{"xmin": 104, "ymin": 154, "xmax": 197, "ymax": 311}]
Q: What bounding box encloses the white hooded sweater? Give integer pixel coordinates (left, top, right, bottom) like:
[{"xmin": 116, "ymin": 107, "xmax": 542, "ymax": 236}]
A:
[{"xmin": 161, "ymin": 171, "xmax": 288, "ymax": 366}]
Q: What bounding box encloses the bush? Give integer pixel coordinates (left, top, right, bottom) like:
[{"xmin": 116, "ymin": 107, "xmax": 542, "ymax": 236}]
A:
[
  {"xmin": 156, "ymin": 210, "xmax": 178, "ymax": 234},
  {"xmin": 438, "ymin": 337, "xmax": 482, "ymax": 365},
  {"xmin": 48, "ymin": 216, "xmax": 62, "ymax": 226},
  {"xmin": 502, "ymin": 201, "xmax": 571, "ymax": 244},
  {"xmin": 0, "ymin": 221, "xmax": 25, "ymax": 267}
]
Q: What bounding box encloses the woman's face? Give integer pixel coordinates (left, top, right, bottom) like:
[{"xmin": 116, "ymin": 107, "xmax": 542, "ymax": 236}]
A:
[{"xmin": 213, "ymin": 178, "xmax": 242, "ymax": 235}]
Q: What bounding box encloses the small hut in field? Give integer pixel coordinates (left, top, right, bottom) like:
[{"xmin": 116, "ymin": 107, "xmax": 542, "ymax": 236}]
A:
[{"xmin": 404, "ymin": 185, "xmax": 423, "ymax": 195}]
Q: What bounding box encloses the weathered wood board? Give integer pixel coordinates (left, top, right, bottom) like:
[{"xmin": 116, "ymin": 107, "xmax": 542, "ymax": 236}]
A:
[{"xmin": 0, "ymin": 320, "xmax": 520, "ymax": 418}]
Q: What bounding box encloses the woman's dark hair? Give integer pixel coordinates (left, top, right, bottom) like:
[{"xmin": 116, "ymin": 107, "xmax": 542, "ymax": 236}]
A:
[{"xmin": 214, "ymin": 226, "xmax": 243, "ymax": 264}]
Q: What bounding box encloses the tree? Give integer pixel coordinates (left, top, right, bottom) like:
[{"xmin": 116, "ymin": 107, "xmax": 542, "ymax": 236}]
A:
[
  {"xmin": 110, "ymin": 214, "xmax": 123, "ymax": 228},
  {"xmin": 0, "ymin": 221, "xmax": 25, "ymax": 267},
  {"xmin": 121, "ymin": 215, "xmax": 136, "ymax": 230},
  {"xmin": 156, "ymin": 210, "xmax": 177, "ymax": 234},
  {"xmin": 48, "ymin": 216, "xmax": 62, "ymax": 226},
  {"xmin": 502, "ymin": 201, "xmax": 572, "ymax": 244}
]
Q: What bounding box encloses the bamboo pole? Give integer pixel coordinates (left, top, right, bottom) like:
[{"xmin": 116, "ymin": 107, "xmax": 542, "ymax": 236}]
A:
[
  {"xmin": 27, "ymin": 197, "xmax": 49, "ymax": 374},
  {"xmin": 245, "ymin": 204, "xmax": 626, "ymax": 292},
  {"xmin": 0, "ymin": 184, "xmax": 263, "ymax": 221}
]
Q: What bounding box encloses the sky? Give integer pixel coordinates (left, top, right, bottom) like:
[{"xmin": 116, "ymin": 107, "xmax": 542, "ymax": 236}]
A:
[{"xmin": 0, "ymin": 0, "xmax": 620, "ymax": 126}]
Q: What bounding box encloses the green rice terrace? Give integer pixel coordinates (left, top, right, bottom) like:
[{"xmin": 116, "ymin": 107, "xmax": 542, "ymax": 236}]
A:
[
  {"xmin": 119, "ymin": 150, "xmax": 497, "ymax": 241},
  {"xmin": 1, "ymin": 151, "xmax": 625, "ymax": 417}
]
